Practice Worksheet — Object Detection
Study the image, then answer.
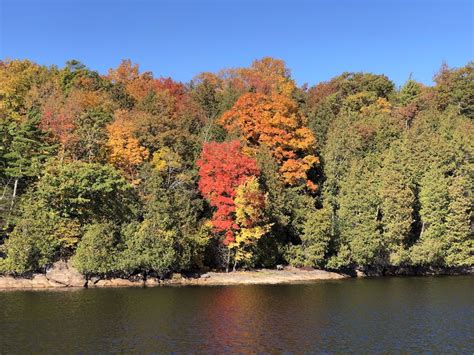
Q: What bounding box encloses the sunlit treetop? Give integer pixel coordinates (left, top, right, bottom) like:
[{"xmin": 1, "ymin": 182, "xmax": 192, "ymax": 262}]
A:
[{"xmin": 220, "ymin": 92, "xmax": 318, "ymax": 189}]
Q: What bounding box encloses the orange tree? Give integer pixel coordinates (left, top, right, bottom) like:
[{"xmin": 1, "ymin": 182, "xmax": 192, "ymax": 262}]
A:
[
  {"xmin": 106, "ymin": 110, "xmax": 149, "ymax": 183},
  {"xmin": 220, "ymin": 93, "xmax": 318, "ymax": 189}
]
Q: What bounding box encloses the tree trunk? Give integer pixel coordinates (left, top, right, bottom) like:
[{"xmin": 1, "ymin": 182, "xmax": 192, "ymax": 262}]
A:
[
  {"xmin": 226, "ymin": 248, "xmax": 231, "ymax": 273},
  {"xmin": 1, "ymin": 177, "xmax": 12, "ymax": 201},
  {"xmin": 232, "ymin": 256, "xmax": 237, "ymax": 272},
  {"xmin": 203, "ymin": 113, "xmax": 217, "ymax": 143},
  {"xmin": 10, "ymin": 178, "xmax": 18, "ymax": 210}
]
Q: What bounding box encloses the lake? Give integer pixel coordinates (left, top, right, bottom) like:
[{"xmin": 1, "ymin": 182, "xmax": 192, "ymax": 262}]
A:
[{"xmin": 0, "ymin": 276, "xmax": 473, "ymax": 353}]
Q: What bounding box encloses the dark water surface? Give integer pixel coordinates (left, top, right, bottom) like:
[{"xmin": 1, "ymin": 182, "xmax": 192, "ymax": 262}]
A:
[{"xmin": 1, "ymin": 276, "xmax": 473, "ymax": 353}]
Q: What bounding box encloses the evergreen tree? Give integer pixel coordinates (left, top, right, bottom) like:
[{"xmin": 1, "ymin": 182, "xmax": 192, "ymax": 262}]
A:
[
  {"xmin": 445, "ymin": 175, "xmax": 473, "ymax": 266},
  {"xmin": 288, "ymin": 203, "xmax": 333, "ymax": 268},
  {"xmin": 334, "ymin": 158, "xmax": 383, "ymax": 269},
  {"xmin": 379, "ymin": 145, "xmax": 415, "ymax": 265},
  {"xmin": 399, "ymin": 78, "xmax": 422, "ymax": 106},
  {"xmin": 410, "ymin": 167, "xmax": 450, "ymax": 266},
  {"xmin": 72, "ymin": 223, "xmax": 121, "ymax": 276},
  {"xmin": 3, "ymin": 109, "xmax": 55, "ymax": 211}
]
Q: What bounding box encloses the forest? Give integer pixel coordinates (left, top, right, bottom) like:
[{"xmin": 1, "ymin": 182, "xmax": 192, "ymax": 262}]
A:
[{"xmin": 0, "ymin": 57, "xmax": 472, "ymax": 277}]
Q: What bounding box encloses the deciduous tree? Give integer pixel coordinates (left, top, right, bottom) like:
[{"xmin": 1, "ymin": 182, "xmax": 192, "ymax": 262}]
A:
[
  {"xmin": 106, "ymin": 110, "xmax": 149, "ymax": 182},
  {"xmin": 197, "ymin": 141, "xmax": 260, "ymax": 246},
  {"xmin": 238, "ymin": 57, "xmax": 296, "ymax": 96},
  {"xmin": 220, "ymin": 93, "xmax": 318, "ymax": 189},
  {"xmin": 231, "ymin": 176, "xmax": 270, "ymax": 269}
]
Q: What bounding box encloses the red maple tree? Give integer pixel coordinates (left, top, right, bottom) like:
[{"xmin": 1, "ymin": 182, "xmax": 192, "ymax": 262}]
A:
[{"xmin": 197, "ymin": 140, "xmax": 260, "ymax": 244}]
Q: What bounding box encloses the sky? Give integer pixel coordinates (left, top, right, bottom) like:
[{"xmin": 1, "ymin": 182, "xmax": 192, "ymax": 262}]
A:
[{"xmin": 1, "ymin": 0, "xmax": 473, "ymax": 87}]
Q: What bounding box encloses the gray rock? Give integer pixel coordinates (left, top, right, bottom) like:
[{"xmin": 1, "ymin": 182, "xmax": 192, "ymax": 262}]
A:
[{"xmin": 46, "ymin": 260, "xmax": 87, "ymax": 287}]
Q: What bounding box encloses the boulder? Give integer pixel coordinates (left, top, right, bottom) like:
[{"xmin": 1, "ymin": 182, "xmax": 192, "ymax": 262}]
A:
[{"xmin": 46, "ymin": 260, "xmax": 87, "ymax": 287}]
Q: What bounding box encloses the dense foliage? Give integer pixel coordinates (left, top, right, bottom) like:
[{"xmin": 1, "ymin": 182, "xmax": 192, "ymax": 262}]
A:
[{"xmin": 0, "ymin": 58, "xmax": 472, "ymax": 276}]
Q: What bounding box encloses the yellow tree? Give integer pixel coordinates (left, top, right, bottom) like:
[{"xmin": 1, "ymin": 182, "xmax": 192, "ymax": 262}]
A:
[
  {"xmin": 238, "ymin": 57, "xmax": 296, "ymax": 96},
  {"xmin": 220, "ymin": 92, "xmax": 319, "ymax": 189},
  {"xmin": 0, "ymin": 59, "xmax": 48, "ymax": 121},
  {"xmin": 106, "ymin": 110, "xmax": 149, "ymax": 183},
  {"xmin": 230, "ymin": 176, "xmax": 271, "ymax": 270}
]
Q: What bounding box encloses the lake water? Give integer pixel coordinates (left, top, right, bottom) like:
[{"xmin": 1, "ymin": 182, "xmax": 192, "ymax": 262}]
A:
[{"xmin": 0, "ymin": 276, "xmax": 473, "ymax": 353}]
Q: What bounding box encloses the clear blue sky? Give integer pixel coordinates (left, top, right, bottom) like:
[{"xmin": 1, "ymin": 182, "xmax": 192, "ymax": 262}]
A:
[{"xmin": 1, "ymin": 0, "xmax": 473, "ymax": 87}]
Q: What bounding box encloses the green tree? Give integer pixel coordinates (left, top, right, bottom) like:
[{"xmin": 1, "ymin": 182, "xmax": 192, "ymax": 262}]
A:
[
  {"xmin": 288, "ymin": 203, "xmax": 333, "ymax": 268},
  {"xmin": 72, "ymin": 223, "xmax": 121, "ymax": 275},
  {"xmin": 60, "ymin": 60, "xmax": 104, "ymax": 93},
  {"xmin": 410, "ymin": 167, "xmax": 450, "ymax": 266},
  {"xmin": 35, "ymin": 160, "xmax": 138, "ymax": 224},
  {"xmin": 399, "ymin": 78, "xmax": 422, "ymax": 106},
  {"xmin": 1, "ymin": 198, "xmax": 81, "ymax": 274},
  {"xmin": 339, "ymin": 72, "xmax": 394, "ymax": 98},
  {"xmin": 379, "ymin": 144, "xmax": 415, "ymax": 265},
  {"xmin": 256, "ymin": 147, "xmax": 316, "ymax": 267},
  {"xmin": 119, "ymin": 219, "xmax": 177, "ymax": 277},
  {"xmin": 332, "ymin": 158, "xmax": 383, "ymax": 269},
  {"xmin": 140, "ymin": 165, "xmax": 207, "ymax": 271},
  {"xmin": 191, "ymin": 77, "xmax": 228, "ymax": 143},
  {"xmin": 3, "ymin": 109, "xmax": 55, "ymax": 211},
  {"xmin": 445, "ymin": 175, "xmax": 473, "ymax": 267}
]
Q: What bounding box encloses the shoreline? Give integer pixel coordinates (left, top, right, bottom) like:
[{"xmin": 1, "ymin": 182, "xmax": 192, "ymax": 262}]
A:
[
  {"xmin": 0, "ymin": 263, "xmax": 472, "ymax": 290},
  {"xmin": 0, "ymin": 268, "xmax": 348, "ymax": 290}
]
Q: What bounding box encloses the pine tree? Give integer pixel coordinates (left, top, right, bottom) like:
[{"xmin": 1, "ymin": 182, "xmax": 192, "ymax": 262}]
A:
[{"xmin": 3, "ymin": 109, "xmax": 55, "ymax": 210}]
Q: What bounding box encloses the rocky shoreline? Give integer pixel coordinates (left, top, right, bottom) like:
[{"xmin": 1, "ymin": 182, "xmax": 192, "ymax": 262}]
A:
[
  {"xmin": 0, "ymin": 261, "xmax": 348, "ymax": 290},
  {"xmin": 0, "ymin": 261, "xmax": 472, "ymax": 290}
]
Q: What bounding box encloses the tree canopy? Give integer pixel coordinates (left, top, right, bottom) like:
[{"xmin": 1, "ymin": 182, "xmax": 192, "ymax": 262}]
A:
[{"xmin": 0, "ymin": 58, "xmax": 472, "ymax": 276}]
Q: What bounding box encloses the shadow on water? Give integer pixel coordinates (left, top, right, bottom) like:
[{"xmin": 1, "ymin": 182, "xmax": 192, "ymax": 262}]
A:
[{"xmin": 0, "ymin": 276, "xmax": 473, "ymax": 352}]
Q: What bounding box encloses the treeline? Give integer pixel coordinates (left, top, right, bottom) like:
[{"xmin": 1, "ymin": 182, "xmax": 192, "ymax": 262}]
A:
[{"xmin": 0, "ymin": 58, "xmax": 472, "ymax": 276}]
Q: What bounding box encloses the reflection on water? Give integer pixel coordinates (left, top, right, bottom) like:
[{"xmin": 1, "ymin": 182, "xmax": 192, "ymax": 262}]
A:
[{"xmin": 0, "ymin": 276, "xmax": 473, "ymax": 352}]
